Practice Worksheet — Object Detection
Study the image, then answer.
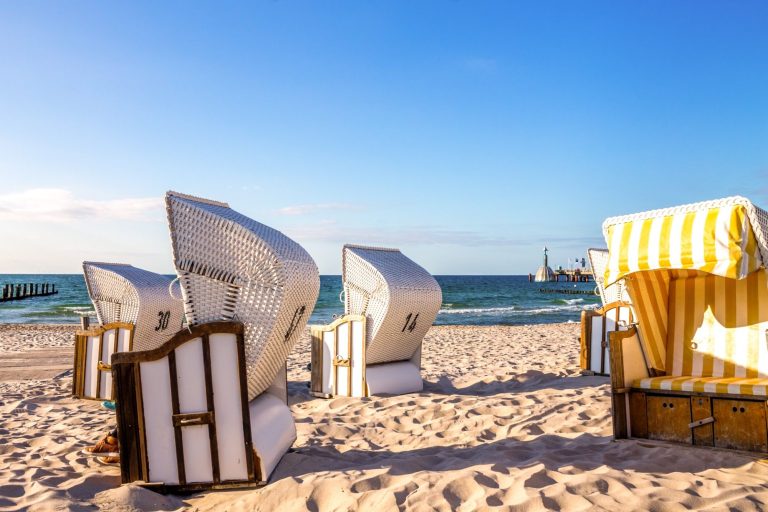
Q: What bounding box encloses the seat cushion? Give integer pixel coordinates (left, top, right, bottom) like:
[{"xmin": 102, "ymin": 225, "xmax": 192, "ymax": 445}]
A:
[{"xmin": 633, "ymin": 376, "xmax": 768, "ymax": 397}]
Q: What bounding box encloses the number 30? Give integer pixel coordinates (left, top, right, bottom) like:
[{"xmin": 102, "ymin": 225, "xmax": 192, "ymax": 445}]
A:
[{"xmin": 155, "ymin": 311, "xmax": 171, "ymax": 331}]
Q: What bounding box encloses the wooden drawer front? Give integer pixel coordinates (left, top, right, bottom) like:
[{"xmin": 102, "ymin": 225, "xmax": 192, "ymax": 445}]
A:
[
  {"xmin": 713, "ymin": 399, "xmax": 768, "ymax": 453},
  {"xmin": 646, "ymin": 396, "xmax": 691, "ymax": 444}
]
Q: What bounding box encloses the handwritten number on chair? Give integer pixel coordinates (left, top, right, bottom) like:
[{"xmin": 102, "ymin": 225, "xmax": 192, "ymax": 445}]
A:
[
  {"xmin": 155, "ymin": 311, "xmax": 171, "ymax": 331},
  {"xmin": 401, "ymin": 313, "xmax": 419, "ymax": 333},
  {"xmin": 284, "ymin": 306, "xmax": 306, "ymax": 342}
]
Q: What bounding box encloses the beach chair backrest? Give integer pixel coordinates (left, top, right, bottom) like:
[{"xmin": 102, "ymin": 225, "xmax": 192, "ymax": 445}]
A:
[
  {"xmin": 342, "ymin": 245, "xmax": 442, "ymax": 365},
  {"xmin": 82, "ymin": 262, "xmax": 184, "ymax": 351},
  {"xmin": 165, "ymin": 192, "xmax": 320, "ymax": 400},
  {"xmin": 664, "ymin": 269, "xmax": 768, "ymax": 378}
]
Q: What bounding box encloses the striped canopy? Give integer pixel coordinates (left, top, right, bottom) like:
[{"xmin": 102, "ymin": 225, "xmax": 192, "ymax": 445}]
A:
[
  {"xmin": 603, "ymin": 196, "xmax": 767, "ymax": 286},
  {"xmin": 601, "ymin": 196, "xmax": 768, "ymax": 376}
]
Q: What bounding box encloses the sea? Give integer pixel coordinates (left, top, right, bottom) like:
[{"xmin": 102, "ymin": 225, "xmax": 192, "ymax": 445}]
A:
[{"xmin": 0, "ymin": 275, "xmax": 600, "ymax": 326}]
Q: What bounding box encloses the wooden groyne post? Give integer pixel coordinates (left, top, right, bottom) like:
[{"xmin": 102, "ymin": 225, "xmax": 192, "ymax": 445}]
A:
[{"xmin": 1, "ymin": 282, "xmax": 58, "ymax": 302}]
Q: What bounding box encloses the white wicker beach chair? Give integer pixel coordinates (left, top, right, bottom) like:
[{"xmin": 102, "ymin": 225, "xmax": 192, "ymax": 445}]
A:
[
  {"xmin": 311, "ymin": 245, "xmax": 442, "ymax": 398},
  {"xmin": 578, "ymin": 249, "xmax": 633, "ymax": 376},
  {"xmin": 73, "ymin": 262, "xmax": 184, "ymax": 401},
  {"xmin": 165, "ymin": 191, "xmax": 320, "ymax": 401},
  {"xmin": 588, "ymin": 248, "xmax": 628, "ymax": 306},
  {"xmin": 580, "ymin": 302, "xmax": 633, "ymax": 376},
  {"xmin": 113, "ymin": 192, "xmax": 320, "ymax": 491}
]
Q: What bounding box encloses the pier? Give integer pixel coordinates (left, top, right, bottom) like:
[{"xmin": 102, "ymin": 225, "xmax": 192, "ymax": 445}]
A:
[
  {"xmin": 0, "ymin": 283, "xmax": 58, "ymax": 302},
  {"xmin": 528, "ymin": 269, "xmax": 593, "ymax": 283}
]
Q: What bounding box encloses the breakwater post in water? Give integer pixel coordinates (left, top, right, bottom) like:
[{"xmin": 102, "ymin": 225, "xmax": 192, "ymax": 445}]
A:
[
  {"xmin": 0, "ymin": 282, "xmax": 59, "ymax": 302},
  {"xmin": 538, "ymin": 288, "xmax": 596, "ymax": 296}
]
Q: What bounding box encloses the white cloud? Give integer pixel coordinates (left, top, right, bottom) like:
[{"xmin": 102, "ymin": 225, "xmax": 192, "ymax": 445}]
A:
[
  {"xmin": 0, "ymin": 188, "xmax": 163, "ymax": 222},
  {"xmin": 276, "ymin": 203, "xmax": 358, "ymax": 216}
]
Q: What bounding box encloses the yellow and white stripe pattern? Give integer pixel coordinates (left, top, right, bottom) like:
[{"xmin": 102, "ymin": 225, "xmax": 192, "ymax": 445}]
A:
[
  {"xmin": 604, "ymin": 203, "xmax": 762, "ymax": 286},
  {"xmin": 665, "ymin": 269, "xmax": 768, "ymax": 378},
  {"xmin": 630, "ymin": 269, "xmax": 768, "ymax": 396},
  {"xmin": 633, "ymin": 375, "xmax": 768, "ymax": 396},
  {"xmin": 624, "ymin": 270, "xmax": 671, "ymax": 373}
]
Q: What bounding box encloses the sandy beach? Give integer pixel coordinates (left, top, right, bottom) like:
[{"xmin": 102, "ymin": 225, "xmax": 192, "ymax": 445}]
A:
[{"xmin": 3, "ymin": 323, "xmax": 768, "ymax": 511}]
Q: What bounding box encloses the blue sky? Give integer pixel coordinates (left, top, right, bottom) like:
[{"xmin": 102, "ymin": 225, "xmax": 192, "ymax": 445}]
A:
[{"xmin": 1, "ymin": 1, "xmax": 766, "ymax": 274}]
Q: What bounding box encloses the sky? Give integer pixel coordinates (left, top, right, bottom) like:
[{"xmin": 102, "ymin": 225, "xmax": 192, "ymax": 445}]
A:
[{"xmin": 0, "ymin": 1, "xmax": 766, "ymax": 275}]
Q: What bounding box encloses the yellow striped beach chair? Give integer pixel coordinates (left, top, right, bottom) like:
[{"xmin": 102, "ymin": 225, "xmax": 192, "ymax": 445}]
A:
[{"xmin": 605, "ymin": 196, "xmax": 768, "ymax": 453}]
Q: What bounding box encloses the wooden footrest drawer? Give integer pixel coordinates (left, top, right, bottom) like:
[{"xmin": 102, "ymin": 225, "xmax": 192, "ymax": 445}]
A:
[
  {"xmin": 713, "ymin": 399, "xmax": 768, "ymax": 452},
  {"xmin": 628, "ymin": 391, "xmax": 768, "ymax": 453},
  {"xmin": 646, "ymin": 395, "xmax": 691, "ymax": 444}
]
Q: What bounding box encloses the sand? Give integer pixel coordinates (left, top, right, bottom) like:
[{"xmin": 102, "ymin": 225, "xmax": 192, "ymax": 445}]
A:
[{"xmin": 3, "ymin": 323, "xmax": 768, "ymax": 511}]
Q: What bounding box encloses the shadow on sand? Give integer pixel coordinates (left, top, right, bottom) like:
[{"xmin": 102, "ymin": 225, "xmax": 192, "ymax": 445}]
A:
[{"xmin": 274, "ymin": 432, "xmax": 758, "ymax": 485}]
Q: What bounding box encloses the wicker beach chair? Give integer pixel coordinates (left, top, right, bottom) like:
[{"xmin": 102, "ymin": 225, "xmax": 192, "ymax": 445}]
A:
[
  {"xmin": 579, "ymin": 249, "xmax": 634, "ymax": 376},
  {"xmin": 311, "ymin": 245, "xmax": 442, "ymax": 398},
  {"xmin": 113, "ymin": 192, "xmax": 320, "ymax": 491},
  {"xmin": 588, "ymin": 248, "xmax": 628, "ymax": 306},
  {"xmin": 73, "ymin": 262, "xmax": 184, "ymax": 401},
  {"xmin": 604, "ymin": 196, "xmax": 768, "ymax": 453},
  {"xmin": 580, "ymin": 302, "xmax": 633, "ymax": 376}
]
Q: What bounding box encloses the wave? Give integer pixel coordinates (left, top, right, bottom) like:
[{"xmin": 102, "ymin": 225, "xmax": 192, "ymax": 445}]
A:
[
  {"xmin": 54, "ymin": 306, "xmax": 93, "ymax": 312},
  {"xmin": 440, "ymin": 303, "xmax": 598, "ymax": 316},
  {"xmin": 22, "ymin": 306, "xmax": 93, "ymax": 318},
  {"xmin": 518, "ymin": 305, "xmax": 584, "ymax": 314},
  {"xmin": 439, "ymin": 306, "xmax": 518, "ymax": 315}
]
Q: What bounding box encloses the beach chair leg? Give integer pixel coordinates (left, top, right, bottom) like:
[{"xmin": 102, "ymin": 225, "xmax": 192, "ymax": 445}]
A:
[{"xmin": 611, "ymin": 391, "xmax": 629, "ymax": 439}]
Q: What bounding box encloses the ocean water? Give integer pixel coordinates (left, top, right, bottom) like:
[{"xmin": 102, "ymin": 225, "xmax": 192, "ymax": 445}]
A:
[{"xmin": 0, "ymin": 274, "xmax": 600, "ymax": 326}]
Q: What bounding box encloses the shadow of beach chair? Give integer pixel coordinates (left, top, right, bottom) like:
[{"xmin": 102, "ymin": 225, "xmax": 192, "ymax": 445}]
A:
[
  {"xmin": 112, "ymin": 191, "xmax": 319, "ymax": 491},
  {"xmin": 310, "ymin": 245, "xmax": 442, "ymax": 398},
  {"xmin": 73, "ymin": 262, "xmax": 185, "ymax": 401},
  {"xmin": 604, "ymin": 196, "xmax": 768, "ymax": 453}
]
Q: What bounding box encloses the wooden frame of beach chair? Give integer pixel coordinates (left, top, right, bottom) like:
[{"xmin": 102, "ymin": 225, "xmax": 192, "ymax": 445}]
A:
[
  {"xmin": 112, "ymin": 321, "xmax": 295, "ymax": 492},
  {"xmin": 73, "ymin": 263, "xmax": 184, "ymax": 401},
  {"xmin": 73, "ymin": 322, "xmax": 134, "ymax": 401},
  {"xmin": 310, "ymin": 245, "xmax": 441, "ymax": 398},
  {"xmin": 579, "ymin": 301, "xmax": 633, "ymax": 376},
  {"xmin": 604, "ymin": 196, "xmax": 768, "ymax": 453}
]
